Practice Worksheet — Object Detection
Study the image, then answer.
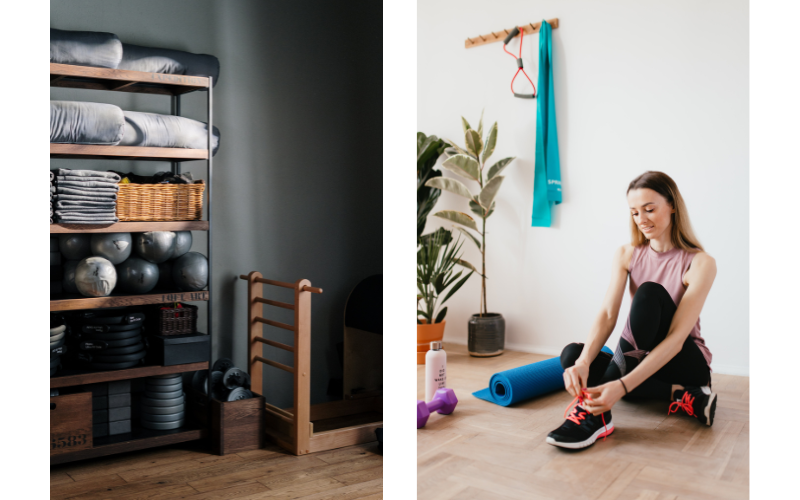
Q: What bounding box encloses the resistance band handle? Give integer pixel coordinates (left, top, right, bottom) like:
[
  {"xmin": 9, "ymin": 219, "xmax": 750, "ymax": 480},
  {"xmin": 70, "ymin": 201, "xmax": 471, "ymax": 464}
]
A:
[
  {"xmin": 517, "ymin": 58, "xmax": 524, "ymax": 69},
  {"xmin": 513, "ymin": 93, "xmax": 536, "ymax": 99},
  {"xmin": 503, "ymin": 27, "xmax": 520, "ymax": 45}
]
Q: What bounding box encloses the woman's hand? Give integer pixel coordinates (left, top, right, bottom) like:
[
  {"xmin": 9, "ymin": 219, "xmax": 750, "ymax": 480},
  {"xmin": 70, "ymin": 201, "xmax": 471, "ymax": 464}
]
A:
[
  {"xmin": 583, "ymin": 380, "xmax": 626, "ymax": 415},
  {"xmin": 563, "ymin": 361, "xmax": 590, "ymax": 398}
]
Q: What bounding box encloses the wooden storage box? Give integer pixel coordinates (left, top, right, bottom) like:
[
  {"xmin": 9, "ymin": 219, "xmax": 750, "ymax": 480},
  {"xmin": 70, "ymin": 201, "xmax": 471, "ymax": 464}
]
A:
[
  {"xmin": 51, "ymin": 392, "xmax": 93, "ymax": 456},
  {"xmin": 116, "ymin": 180, "xmax": 205, "ymax": 222},
  {"xmin": 191, "ymin": 392, "xmax": 265, "ymax": 455}
]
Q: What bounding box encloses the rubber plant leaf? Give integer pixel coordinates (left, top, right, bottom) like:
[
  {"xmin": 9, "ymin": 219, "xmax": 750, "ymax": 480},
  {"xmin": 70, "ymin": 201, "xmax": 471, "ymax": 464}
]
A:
[
  {"xmin": 487, "ymin": 157, "xmax": 515, "ymax": 181},
  {"xmin": 479, "ymin": 175, "xmax": 505, "ymax": 210},
  {"xmin": 424, "ymin": 177, "xmax": 474, "ymax": 200},
  {"xmin": 477, "ymin": 109, "xmax": 485, "ymax": 137},
  {"xmin": 461, "ymin": 116, "xmax": 472, "ymax": 135},
  {"xmin": 441, "ymin": 155, "xmax": 480, "ymax": 183},
  {"xmin": 456, "ymin": 227, "xmax": 481, "ymax": 249},
  {"xmin": 465, "ymin": 129, "xmax": 483, "ymax": 158},
  {"xmin": 481, "ymin": 122, "xmax": 498, "ymax": 165},
  {"xmin": 432, "ymin": 210, "xmax": 479, "ymax": 232}
]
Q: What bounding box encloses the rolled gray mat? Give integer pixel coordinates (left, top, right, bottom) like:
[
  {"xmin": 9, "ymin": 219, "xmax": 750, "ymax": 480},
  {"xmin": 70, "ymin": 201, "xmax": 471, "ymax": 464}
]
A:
[
  {"xmin": 50, "ymin": 28, "xmax": 122, "ymax": 69},
  {"xmin": 141, "ymin": 418, "xmax": 185, "ymax": 431},
  {"xmin": 139, "ymin": 410, "xmax": 185, "ymax": 422},
  {"xmin": 138, "ymin": 403, "xmax": 184, "ymax": 415},
  {"xmin": 50, "ymin": 331, "xmax": 66, "ymax": 342},
  {"xmin": 50, "ymin": 324, "xmax": 67, "ymax": 336},
  {"xmin": 50, "ymin": 101, "xmax": 125, "ymax": 146},
  {"xmin": 118, "ymin": 43, "xmax": 219, "ymax": 85},
  {"xmin": 139, "ymin": 394, "xmax": 184, "ymax": 407}
]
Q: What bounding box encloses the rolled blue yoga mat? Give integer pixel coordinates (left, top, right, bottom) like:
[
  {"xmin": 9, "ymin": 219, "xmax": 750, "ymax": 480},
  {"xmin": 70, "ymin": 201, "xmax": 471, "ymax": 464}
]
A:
[{"xmin": 473, "ymin": 346, "xmax": 614, "ymax": 407}]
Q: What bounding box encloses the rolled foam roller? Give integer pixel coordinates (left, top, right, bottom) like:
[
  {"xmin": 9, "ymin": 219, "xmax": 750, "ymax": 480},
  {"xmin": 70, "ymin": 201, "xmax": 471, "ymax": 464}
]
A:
[{"xmin": 473, "ymin": 346, "xmax": 613, "ymax": 406}]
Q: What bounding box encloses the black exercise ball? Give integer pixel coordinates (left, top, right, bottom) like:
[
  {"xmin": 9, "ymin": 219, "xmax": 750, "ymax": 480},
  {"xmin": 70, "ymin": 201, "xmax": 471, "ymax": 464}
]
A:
[
  {"xmin": 133, "ymin": 232, "xmax": 176, "ymax": 264},
  {"xmin": 172, "ymin": 252, "xmax": 208, "ymax": 291},
  {"xmin": 116, "ymin": 257, "xmax": 159, "ymax": 294},
  {"xmin": 90, "ymin": 232, "xmax": 132, "ymax": 265},
  {"xmin": 172, "ymin": 231, "xmax": 193, "ymax": 259},
  {"xmin": 157, "ymin": 260, "xmax": 175, "ymax": 289},
  {"xmin": 62, "ymin": 260, "xmax": 80, "ymax": 294},
  {"xmin": 75, "ymin": 257, "xmax": 117, "ymax": 297},
  {"xmin": 59, "ymin": 234, "xmax": 92, "ymax": 260}
]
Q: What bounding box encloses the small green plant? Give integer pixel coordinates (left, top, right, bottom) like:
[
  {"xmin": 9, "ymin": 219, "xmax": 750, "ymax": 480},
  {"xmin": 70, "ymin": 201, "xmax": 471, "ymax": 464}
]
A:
[
  {"xmin": 417, "ymin": 133, "xmax": 447, "ymax": 243},
  {"xmin": 417, "ymin": 229, "xmax": 475, "ymax": 324},
  {"xmin": 425, "ymin": 112, "xmax": 515, "ymax": 316}
]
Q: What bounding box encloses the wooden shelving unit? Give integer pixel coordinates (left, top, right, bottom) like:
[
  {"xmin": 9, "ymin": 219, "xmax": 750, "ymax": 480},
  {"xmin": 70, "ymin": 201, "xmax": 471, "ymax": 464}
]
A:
[{"xmin": 50, "ymin": 63, "xmax": 214, "ymax": 464}]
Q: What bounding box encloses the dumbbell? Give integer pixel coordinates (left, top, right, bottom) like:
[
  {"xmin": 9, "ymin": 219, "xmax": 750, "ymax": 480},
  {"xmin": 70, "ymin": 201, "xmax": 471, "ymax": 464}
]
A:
[{"xmin": 417, "ymin": 388, "xmax": 458, "ymax": 428}]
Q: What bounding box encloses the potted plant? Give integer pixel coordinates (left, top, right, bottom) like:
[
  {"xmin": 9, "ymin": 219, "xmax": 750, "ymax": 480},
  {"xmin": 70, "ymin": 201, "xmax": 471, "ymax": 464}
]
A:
[
  {"xmin": 417, "ymin": 228, "xmax": 474, "ymax": 364},
  {"xmin": 425, "ymin": 113, "xmax": 515, "ymax": 357}
]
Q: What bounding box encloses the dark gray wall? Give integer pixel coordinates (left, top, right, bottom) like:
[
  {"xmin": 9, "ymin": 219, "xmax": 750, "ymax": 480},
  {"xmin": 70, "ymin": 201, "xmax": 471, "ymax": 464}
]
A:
[{"xmin": 51, "ymin": 0, "xmax": 383, "ymax": 408}]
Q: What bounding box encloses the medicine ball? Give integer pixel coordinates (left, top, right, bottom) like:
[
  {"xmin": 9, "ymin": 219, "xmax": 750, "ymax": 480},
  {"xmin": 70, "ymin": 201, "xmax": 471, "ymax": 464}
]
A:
[
  {"xmin": 116, "ymin": 257, "xmax": 159, "ymax": 294},
  {"xmin": 59, "ymin": 234, "xmax": 92, "ymax": 260},
  {"xmin": 157, "ymin": 260, "xmax": 174, "ymax": 289},
  {"xmin": 90, "ymin": 232, "xmax": 132, "ymax": 265},
  {"xmin": 62, "ymin": 260, "xmax": 80, "ymax": 294},
  {"xmin": 172, "ymin": 252, "xmax": 208, "ymax": 291},
  {"xmin": 75, "ymin": 257, "xmax": 117, "ymax": 297},
  {"xmin": 133, "ymin": 232, "xmax": 176, "ymax": 264},
  {"xmin": 172, "ymin": 231, "xmax": 193, "ymax": 259}
]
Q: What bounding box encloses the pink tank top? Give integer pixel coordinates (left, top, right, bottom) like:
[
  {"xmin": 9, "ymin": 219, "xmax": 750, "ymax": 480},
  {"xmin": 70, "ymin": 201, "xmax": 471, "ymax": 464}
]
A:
[{"xmin": 620, "ymin": 244, "xmax": 712, "ymax": 368}]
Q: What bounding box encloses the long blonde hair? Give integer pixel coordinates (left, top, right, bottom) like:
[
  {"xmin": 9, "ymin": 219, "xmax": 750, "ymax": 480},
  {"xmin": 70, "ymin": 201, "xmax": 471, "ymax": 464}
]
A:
[{"xmin": 627, "ymin": 171, "xmax": 703, "ymax": 252}]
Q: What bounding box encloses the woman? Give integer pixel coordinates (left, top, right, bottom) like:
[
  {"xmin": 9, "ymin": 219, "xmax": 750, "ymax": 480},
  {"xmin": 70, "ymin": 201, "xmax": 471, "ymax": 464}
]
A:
[{"xmin": 546, "ymin": 171, "xmax": 717, "ymax": 450}]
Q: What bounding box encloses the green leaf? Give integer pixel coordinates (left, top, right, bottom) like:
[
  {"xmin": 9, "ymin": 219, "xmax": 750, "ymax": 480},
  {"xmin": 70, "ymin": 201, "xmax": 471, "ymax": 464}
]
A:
[
  {"xmin": 440, "ymin": 271, "xmax": 473, "ymax": 305},
  {"xmin": 417, "ymin": 132, "xmax": 426, "ymax": 153},
  {"xmin": 481, "ymin": 122, "xmax": 497, "ymax": 165},
  {"xmin": 441, "ymin": 155, "xmax": 480, "ymax": 182},
  {"xmin": 479, "ymin": 175, "xmax": 505, "ymax": 209},
  {"xmin": 434, "ymin": 273, "xmax": 445, "ymax": 295},
  {"xmin": 434, "ymin": 307, "xmax": 448, "ymax": 324},
  {"xmin": 432, "ymin": 210, "xmax": 479, "ymax": 231},
  {"xmin": 443, "ymin": 139, "xmax": 472, "ymax": 159},
  {"xmin": 461, "ymin": 116, "xmax": 472, "ymax": 135},
  {"xmin": 424, "ymin": 177, "xmax": 474, "ymax": 199},
  {"xmin": 455, "ymin": 258, "xmax": 478, "ymax": 273},
  {"xmin": 469, "ymin": 199, "xmax": 486, "ymax": 218},
  {"xmin": 418, "ymin": 309, "xmax": 431, "ymax": 321},
  {"xmin": 456, "ymin": 227, "xmax": 481, "ymax": 249},
  {"xmin": 464, "ymin": 129, "xmax": 483, "ymax": 157},
  {"xmin": 487, "ymin": 157, "xmax": 515, "ymax": 180},
  {"xmin": 477, "ymin": 109, "xmax": 485, "ymax": 137}
]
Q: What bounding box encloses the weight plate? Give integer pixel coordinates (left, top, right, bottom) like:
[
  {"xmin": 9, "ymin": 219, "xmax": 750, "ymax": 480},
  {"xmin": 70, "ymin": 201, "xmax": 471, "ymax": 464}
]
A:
[
  {"xmin": 138, "ymin": 403, "xmax": 185, "ymax": 415},
  {"xmin": 80, "ymin": 312, "xmax": 145, "ymax": 326},
  {"xmin": 82, "ymin": 328, "xmax": 143, "ymax": 341},
  {"xmin": 145, "ymin": 381, "xmax": 183, "ymax": 393},
  {"xmin": 191, "ymin": 371, "xmax": 206, "ymax": 393},
  {"xmin": 227, "ymin": 387, "xmax": 252, "ymax": 401},
  {"xmin": 50, "ymin": 331, "xmax": 66, "ymax": 342},
  {"xmin": 90, "ymin": 359, "xmax": 142, "ymax": 370},
  {"xmin": 144, "ymin": 388, "xmax": 184, "ymax": 399},
  {"xmin": 51, "ymin": 345, "xmax": 67, "ymax": 356},
  {"xmin": 102, "ymin": 342, "xmax": 145, "ymax": 356},
  {"xmin": 212, "ymin": 358, "xmax": 235, "ymax": 373},
  {"xmin": 141, "ymin": 418, "xmax": 185, "ymax": 431},
  {"xmin": 205, "ymin": 371, "xmax": 223, "ymax": 396},
  {"xmin": 222, "ymin": 367, "xmax": 251, "ymax": 390},
  {"xmin": 140, "ymin": 394, "xmax": 185, "ymax": 407},
  {"xmin": 139, "ymin": 410, "xmax": 185, "ymax": 422},
  {"xmin": 91, "ymin": 349, "xmax": 147, "ymax": 364},
  {"xmin": 51, "ymin": 389, "xmax": 59, "ymax": 397},
  {"xmin": 80, "ymin": 335, "xmax": 142, "ymax": 351},
  {"xmin": 147, "ymin": 374, "xmax": 183, "ymax": 385},
  {"xmin": 50, "ymin": 337, "xmax": 66, "ymax": 349},
  {"xmin": 80, "ymin": 322, "xmax": 142, "ymax": 334},
  {"xmin": 50, "ymin": 324, "xmax": 67, "ymax": 336}
]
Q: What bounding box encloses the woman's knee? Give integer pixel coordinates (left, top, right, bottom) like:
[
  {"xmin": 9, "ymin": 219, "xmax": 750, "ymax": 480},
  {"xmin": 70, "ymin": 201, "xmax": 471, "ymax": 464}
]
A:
[
  {"xmin": 632, "ymin": 281, "xmax": 670, "ymax": 310},
  {"xmin": 560, "ymin": 342, "xmax": 584, "ymax": 369}
]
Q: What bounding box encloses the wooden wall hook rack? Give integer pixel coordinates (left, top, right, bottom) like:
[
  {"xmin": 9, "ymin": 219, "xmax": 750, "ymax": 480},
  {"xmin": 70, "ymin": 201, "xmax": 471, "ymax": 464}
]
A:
[{"xmin": 465, "ymin": 18, "xmax": 559, "ymax": 49}]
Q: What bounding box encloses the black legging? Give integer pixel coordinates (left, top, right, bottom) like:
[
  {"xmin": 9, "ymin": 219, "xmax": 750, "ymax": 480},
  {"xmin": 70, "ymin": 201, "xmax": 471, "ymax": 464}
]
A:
[{"xmin": 561, "ymin": 281, "xmax": 710, "ymax": 400}]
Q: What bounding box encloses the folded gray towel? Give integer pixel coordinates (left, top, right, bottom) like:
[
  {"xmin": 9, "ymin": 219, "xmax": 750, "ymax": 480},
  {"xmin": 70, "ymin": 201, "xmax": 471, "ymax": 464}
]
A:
[
  {"xmin": 56, "ymin": 209, "xmax": 116, "ymax": 215},
  {"xmin": 56, "ymin": 194, "xmax": 118, "ymax": 203},
  {"xmin": 58, "ymin": 219, "xmax": 119, "ymax": 224},
  {"xmin": 57, "ymin": 187, "xmax": 118, "ymax": 198},
  {"xmin": 56, "ymin": 180, "xmax": 120, "ymax": 190},
  {"xmin": 58, "ymin": 169, "xmax": 121, "ymax": 181},
  {"xmin": 57, "ymin": 175, "xmax": 118, "ymax": 184},
  {"xmin": 56, "ymin": 200, "xmax": 117, "ymax": 208}
]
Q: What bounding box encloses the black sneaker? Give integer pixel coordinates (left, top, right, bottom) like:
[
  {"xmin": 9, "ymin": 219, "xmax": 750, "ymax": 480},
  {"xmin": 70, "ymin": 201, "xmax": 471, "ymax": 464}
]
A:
[
  {"xmin": 546, "ymin": 403, "xmax": 614, "ymax": 449},
  {"xmin": 668, "ymin": 386, "xmax": 717, "ymax": 426}
]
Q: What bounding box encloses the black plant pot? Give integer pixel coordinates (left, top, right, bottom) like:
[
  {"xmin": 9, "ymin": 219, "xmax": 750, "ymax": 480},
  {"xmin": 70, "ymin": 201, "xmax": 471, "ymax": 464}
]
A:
[{"xmin": 468, "ymin": 313, "xmax": 505, "ymax": 357}]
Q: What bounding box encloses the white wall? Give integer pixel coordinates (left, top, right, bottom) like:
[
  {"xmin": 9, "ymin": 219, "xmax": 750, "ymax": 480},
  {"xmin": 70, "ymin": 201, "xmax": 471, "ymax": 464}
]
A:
[{"xmin": 418, "ymin": 0, "xmax": 749, "ymax": 375}]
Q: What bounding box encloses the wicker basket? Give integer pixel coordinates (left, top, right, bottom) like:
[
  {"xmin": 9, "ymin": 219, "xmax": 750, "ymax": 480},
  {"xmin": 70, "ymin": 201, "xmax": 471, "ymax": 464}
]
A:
[
  {"xmin": 152, "ymin": 303, "xmax": 198, "ymax": 335},
  {"xmin": 116, "ymin": 181, "xmax": 205, "ymax": 222}
]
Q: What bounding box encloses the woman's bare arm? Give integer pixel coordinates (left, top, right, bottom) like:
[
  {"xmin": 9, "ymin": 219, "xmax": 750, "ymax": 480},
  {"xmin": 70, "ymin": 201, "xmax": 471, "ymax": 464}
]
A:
[{"xmin": 619, "ymin": 252, "xmax": 717, "ymax": 391}]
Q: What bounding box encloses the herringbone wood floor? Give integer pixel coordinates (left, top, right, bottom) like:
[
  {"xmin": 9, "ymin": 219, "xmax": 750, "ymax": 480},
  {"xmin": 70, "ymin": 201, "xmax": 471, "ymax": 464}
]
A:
[
  {"xmin": 418, "ymin": 343, "xmax": 748, "ymax": 500},
  {"xmin": 50, "ymin": 441, "xmax": 382, "ymax": 499}
]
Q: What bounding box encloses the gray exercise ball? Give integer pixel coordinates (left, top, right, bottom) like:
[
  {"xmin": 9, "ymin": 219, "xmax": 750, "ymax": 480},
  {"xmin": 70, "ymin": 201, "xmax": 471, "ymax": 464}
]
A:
[
  {"xmin": 172, "ymin": 252, "xmax": 208, "ymax": 291},
  {"xmin": 75, "ymin": 257, "xmax": 117, "ymax": 297},
  {"xmin": 90, "ymin": 232, "xmax": 132, "ymax": 265},
  {"xmin": 172, "ymin": 231, "xmax": 193, "ymax": 259},
  {"xmin": 133, "ymin": 232, "xmax": 176, "ymax": 264},
  {"xmin": 116, "ymin": 256, "xmax": 159, "ymax": 294},
  {"xmin": 62, "ymin": 260, "xmax": 80, "ymax": 294},
  {"xmin": 59, "ymin": 234, "xmax": 92, "ymax": 261},
  {"xmin": 157, "ymin": 260, "xmax": 175, "ymax": 289}
]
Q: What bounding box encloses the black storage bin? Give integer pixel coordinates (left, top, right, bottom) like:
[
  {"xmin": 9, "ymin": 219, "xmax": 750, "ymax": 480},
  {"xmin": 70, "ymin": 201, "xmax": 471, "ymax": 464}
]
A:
[{"xmin": 147, "ymin": 333, "xmax": 210, "ymax": 366}]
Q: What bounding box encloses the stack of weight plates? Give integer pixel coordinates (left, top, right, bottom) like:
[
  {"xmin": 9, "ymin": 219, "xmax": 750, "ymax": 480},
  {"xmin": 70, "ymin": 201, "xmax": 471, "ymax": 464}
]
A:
[
  {"xmin": 140, "ymin": 374, "xmax": 185, "ymax": 430},
  {"xmin": 50, "ymin": 320, "xmax": 67, "ymax": 377},
  {"xmin": 75, "ymin": 311, "xmax": 147, "ymax": 371}
]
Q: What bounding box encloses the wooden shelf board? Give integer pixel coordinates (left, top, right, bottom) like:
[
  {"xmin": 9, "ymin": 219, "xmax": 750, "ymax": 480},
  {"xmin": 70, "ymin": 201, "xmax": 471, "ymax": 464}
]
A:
[
  {"xmin": 50, "ymin": 221, "xmax": 209, "ymax": 233},
  {"xmin": 50, "ymin": 290, "xmax": 209, "ymax": 311},
  {"xmin": 50, "ymin": 63, "xmax": 209, "ymax": 96},
  {"xmin": 50, "ymin": 144, "xmax": 208, "ymax": 161},
  {"xmin": 50, "ymin": 362, "xmax": 209, "ymax": 389},
  {"xmin": 50, "ymin": 423, "xmax": 207, "ymax": 465}
]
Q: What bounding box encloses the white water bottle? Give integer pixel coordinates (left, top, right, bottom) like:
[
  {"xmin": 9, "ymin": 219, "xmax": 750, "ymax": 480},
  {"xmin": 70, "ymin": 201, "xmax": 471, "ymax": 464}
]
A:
[{"xmin": 425, "ymin": 341, "xmax": 447, "ymax": 402}]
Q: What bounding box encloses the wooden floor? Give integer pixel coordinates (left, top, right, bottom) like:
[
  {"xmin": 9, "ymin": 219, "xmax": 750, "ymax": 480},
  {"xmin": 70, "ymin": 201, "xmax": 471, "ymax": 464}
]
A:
[
  {"xmin": 51, "ymin": 440, "xmax": 382, "ymax": 499},
  {"xmin": 418, "ymin": 343, "xmax": 749, "ymax": 500}
]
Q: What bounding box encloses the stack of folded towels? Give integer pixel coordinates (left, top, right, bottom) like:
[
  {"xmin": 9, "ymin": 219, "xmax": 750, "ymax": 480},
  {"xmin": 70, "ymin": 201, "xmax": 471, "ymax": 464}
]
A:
[
  {"xmin": 50, "ymin": 171, "xmax": 55, "ymax": 224},
  {"xmin": 54, "ymin": 169, "xmax": 121, "ymax": 224}
]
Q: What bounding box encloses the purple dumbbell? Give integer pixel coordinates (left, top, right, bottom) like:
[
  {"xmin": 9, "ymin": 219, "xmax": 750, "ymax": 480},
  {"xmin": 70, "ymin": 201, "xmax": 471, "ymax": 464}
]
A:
[{"xmin": 417, "ymin": 388, "xmax": 458, "ymax": 428}]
